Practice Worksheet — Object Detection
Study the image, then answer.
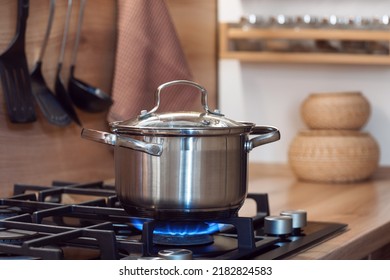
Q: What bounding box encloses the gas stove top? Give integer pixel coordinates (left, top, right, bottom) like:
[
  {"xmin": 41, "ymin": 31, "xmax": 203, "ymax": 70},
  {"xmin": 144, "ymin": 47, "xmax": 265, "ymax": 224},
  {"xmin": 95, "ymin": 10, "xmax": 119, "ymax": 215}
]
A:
[{"xmin": 0, "ymin": 181, "xmax": 347, "ymax": 260}]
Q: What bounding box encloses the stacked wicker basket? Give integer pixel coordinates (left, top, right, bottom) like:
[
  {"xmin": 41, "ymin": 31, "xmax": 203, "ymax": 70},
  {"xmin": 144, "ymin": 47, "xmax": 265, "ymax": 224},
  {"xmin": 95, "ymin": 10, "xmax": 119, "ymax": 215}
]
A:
[{"xmin": 288, "ymin": 91, "xmax": 380, "ymax": 183}]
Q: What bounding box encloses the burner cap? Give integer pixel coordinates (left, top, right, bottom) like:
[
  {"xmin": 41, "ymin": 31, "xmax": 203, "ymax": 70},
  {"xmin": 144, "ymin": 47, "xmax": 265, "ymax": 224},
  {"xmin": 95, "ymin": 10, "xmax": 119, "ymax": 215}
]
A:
[
  {"xmin": 158, "ymin": 249, "xmax": 193, "ymax": 260},
  {"xmin": 0, "ymin": 206, "xmax": 22, "ymax": 220},
  {"xmin": 0, "ymin": 229, "xmax": 39, "ymax": 245},
  {"xmin": 153, "ymin": 234, "xmax": 214, "ymax": 246}
]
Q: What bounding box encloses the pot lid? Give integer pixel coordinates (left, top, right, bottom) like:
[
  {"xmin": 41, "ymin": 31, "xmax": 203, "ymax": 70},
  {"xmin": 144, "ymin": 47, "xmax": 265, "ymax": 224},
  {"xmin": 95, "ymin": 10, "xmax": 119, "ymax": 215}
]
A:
[{"xmin": 110, "ymin": 80, "xmax": 254, "ymax": 136}]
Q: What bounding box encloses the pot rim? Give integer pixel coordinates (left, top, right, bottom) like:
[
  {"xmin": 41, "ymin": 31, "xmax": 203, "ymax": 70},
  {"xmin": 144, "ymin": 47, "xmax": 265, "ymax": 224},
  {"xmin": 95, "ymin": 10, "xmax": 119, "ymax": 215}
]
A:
[{"xmin": 111, "ymin": 120, "xmax": 256, "ymax": 136}]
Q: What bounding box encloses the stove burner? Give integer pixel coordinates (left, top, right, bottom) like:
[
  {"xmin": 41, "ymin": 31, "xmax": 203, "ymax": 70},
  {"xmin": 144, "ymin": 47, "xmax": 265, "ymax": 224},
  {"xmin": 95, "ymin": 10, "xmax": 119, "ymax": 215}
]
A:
[
  {"xmin": 0, "ymin": 205, "xmax": 22, "ymax": 220},
  {"xmin": 133, "ymin": 220, "xmax": 224, "ymax": 236},
  {"xmin": 147, "ymin": 221, "xmax": 218, "ymax": 246},
  {"xmin": 153, "ymin": 233, "xmax": 214, "ymax": 246},
  {"xmin": 0, "ymin": 229, "xmax": 39, "ymax": 245},
  {"xmin": 0, "ymin": 182, "xmax": 347, "ymax": 260}
]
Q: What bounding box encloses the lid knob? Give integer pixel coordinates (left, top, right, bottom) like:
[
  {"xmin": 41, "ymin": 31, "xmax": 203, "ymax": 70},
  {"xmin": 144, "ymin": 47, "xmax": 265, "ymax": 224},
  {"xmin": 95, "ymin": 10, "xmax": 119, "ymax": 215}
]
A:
[{"xmin": 139, "ymin": 80, "xmax": 224, "ymax": 119}]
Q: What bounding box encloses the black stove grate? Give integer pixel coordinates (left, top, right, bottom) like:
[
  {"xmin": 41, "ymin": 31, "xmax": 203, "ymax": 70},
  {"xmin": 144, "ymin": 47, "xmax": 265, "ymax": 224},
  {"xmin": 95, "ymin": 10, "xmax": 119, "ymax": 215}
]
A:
[{"xmin": 0, "ymin": 181, "xmax": 347, "ymax": 260}]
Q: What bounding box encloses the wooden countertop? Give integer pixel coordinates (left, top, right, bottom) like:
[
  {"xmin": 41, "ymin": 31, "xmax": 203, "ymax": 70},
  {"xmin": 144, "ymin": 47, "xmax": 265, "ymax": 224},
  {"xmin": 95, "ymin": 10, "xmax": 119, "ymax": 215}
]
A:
[{"xmin": 242, "ymin": 163, "xmax": 390, "ymax": 259}]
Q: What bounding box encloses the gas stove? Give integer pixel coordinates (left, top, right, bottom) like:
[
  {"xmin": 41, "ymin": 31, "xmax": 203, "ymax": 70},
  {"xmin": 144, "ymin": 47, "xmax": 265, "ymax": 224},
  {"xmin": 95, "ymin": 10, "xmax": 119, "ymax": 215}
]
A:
[{"xmin": 0, "ymin": 181, "xmax": 347, "ymax": 260}]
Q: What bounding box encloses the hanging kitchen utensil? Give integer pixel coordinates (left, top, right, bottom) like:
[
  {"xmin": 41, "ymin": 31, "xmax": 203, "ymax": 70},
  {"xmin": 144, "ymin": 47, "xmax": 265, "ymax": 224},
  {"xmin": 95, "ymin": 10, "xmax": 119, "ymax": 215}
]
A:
[
  {"xmin": 54, "ymin": 0, "xmax": 82, "ymax": 126},
  {"xmin": 30, "ymin": 0, "xmax": 71, "ymax": 126},
  {"xmin": 68, "ymin": 0, "xmax": 113, "ymax": 113},
  {"xmin": 0, "ymin": 0, "xmax": 36, "ymax": 123}
]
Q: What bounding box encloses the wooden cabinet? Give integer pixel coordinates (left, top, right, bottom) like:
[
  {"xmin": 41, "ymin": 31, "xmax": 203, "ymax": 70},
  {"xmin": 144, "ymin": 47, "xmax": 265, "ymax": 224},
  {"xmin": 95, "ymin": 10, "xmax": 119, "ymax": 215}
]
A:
[{"xmin": 219, "ymin": 22, "xmax": 390, "ymax": 65}]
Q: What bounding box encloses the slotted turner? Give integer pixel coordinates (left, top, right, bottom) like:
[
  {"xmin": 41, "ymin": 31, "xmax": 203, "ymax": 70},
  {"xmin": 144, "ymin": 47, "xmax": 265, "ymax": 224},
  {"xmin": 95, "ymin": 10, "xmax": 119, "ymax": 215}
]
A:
[
  {"xmin": 0, "ymin": 0, "xmax": 36, "ymax": 123},
  {"xmin": 30, "ymin": 0, "xmax": 71, "ymax": 126},
  {"xmin": 55, "ymin": 0, "xmax": 82, "ymax": 126}
]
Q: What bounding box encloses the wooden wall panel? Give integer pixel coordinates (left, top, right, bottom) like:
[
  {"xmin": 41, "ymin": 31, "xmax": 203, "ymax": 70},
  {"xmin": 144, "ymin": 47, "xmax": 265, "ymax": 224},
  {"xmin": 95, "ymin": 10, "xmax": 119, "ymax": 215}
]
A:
[
  {"xmin": 0, "ymin": 0, "xmax": 117, "ymax": 196},
  {"xmin": 166, "ymin": 0, "xmax": 218, "ymax": 109},
  {"xmin": 0, "ymin": 0, "xmax": 217, "ymax": 196}
]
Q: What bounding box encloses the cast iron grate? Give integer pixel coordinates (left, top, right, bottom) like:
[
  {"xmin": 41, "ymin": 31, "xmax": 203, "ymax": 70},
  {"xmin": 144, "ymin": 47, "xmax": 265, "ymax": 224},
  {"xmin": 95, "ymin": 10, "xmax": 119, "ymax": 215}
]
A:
[{"xmin": 0, "ymin": 181, "xmax": 347, "ymax": 260}]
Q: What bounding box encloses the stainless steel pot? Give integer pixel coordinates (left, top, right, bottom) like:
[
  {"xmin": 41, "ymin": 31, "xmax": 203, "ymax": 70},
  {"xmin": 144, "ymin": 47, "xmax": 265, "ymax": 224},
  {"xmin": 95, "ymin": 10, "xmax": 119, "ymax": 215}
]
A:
[{"xmin": 81, "ymin": 80, "xmax": 280, "ymax": 220}]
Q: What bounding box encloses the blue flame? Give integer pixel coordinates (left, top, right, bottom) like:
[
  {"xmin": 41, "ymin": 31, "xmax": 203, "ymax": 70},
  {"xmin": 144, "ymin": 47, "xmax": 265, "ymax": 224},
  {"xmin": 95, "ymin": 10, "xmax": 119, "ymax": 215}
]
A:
[{"xmin": 130, "ymin": 219, "xmax": 229, "ymax": 236}]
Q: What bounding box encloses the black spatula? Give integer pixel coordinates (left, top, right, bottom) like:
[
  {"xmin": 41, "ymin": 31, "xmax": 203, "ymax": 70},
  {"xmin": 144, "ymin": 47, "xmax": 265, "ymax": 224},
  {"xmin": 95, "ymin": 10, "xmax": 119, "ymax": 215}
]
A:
[
  {"xmin": 30, "ymin": 0, "xmax": 71, "ymax": 126},
  {"xmin": 0, "ymin": 0, "xmax": 36, "ymax": 123}
]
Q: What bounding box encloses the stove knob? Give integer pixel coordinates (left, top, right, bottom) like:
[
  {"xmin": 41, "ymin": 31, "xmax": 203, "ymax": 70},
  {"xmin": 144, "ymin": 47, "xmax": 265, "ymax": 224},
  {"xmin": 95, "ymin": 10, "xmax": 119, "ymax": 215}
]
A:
[
  {"xmin": 158, "ymin": 249, "xmax": 193, "ymax": 260},
  {"xmin": 264, "ymin": 216, "xmax": 293, "ymax": 236},
  {"xmin": 280, "ymin": 210, "xmax": 307, "ymax": 229}
]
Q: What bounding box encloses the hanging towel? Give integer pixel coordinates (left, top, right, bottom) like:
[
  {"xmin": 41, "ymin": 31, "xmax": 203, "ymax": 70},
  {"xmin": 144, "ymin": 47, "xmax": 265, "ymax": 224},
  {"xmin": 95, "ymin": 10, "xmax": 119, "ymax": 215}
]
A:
[{"xmin": 108, "ymin": 0, "xmax": 199, "ymax": 122}]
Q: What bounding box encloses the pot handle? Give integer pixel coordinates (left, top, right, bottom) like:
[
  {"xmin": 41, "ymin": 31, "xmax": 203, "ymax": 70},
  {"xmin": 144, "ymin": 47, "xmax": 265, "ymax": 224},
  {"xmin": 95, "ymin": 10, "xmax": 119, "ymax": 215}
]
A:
[
  {"xmin": 245, "ymin": 126, "xmax": 280, "ymax": 152},
  {"xmin": 139, "ymin": 80, "xmax": 223, "ymax": 119},
  {"xmin": 81, "ymin": 128, "xmax": 163, "ymax": 156}
]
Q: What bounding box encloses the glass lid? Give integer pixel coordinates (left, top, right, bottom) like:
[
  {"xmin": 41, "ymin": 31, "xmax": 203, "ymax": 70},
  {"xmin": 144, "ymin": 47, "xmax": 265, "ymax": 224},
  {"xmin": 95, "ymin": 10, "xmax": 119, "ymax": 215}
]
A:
[{"xmin": 110, "ymin": 80, "xmax": 254, "ymax": 135}]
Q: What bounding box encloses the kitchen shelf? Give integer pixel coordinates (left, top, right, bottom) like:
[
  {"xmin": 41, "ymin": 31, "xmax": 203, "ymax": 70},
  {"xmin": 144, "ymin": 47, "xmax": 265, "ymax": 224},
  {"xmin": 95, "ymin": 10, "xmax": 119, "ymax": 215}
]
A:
[{"xmin": 219, "ymin": 22, "xmax": 390, "ymax": 65}]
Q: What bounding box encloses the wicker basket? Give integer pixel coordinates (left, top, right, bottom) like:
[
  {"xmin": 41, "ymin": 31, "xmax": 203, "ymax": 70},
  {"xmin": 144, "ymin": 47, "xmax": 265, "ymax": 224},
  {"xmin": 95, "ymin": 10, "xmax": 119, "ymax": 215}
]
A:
[
  {"xmin": 288, "ymin": 130, "xmax": 380, "ymax": 183},
  {"xmin": 301, "ymin": 91, "xmax": 371, "ymax": 130}
]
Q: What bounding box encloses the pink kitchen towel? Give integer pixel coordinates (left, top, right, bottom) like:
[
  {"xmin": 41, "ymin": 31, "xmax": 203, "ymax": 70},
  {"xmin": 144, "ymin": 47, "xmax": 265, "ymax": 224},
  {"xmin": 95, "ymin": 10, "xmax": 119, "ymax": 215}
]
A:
[{"xmin": 108, "ymin": 0, "xmax": 200, "ymax": 122}]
